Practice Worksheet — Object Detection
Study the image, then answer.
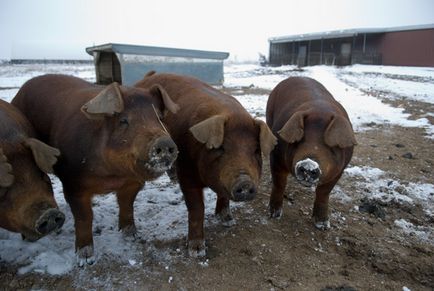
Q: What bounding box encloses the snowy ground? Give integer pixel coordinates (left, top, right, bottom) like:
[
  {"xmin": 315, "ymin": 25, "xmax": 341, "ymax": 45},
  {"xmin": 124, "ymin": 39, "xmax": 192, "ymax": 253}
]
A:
[{"xmin": 0, "ymin": 62, "xmax": 433, "ymax": 280}]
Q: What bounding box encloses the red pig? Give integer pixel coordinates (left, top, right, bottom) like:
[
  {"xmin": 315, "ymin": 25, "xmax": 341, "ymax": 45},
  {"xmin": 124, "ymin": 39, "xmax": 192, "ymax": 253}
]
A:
[
  {"xmin": 0, "ymin": 99, "xmax": 64, "ymax": 241},
  {"xmin": 136, "ymin": 71, "xmax": 277, "ymax": 257},
  {"xmin": 13, "ymin": 74, "xmax": 179, "ymax": 266},
  {"xmin": 266, "ymin": 77, "xmax": 356, "ymax": 229}
]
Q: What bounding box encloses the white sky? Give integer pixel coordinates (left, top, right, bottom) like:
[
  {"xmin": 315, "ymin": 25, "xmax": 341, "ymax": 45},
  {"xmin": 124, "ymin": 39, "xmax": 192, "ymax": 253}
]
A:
[{"xmin": 1, "ymin": 0, "xmax": 433, "ymax": 61}]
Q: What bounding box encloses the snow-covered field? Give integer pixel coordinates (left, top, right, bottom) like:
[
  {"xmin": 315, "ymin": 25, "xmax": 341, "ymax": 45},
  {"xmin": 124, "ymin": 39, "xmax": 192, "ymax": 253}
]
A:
[{"xmin": 0, "ymin": 62, "xmax": 433, "ymax": 276}]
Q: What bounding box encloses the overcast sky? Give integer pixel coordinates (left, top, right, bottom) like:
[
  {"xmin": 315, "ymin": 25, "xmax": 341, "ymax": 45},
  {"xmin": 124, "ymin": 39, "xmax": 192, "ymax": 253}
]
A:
[{"xmin": 1, "ymin": 0, "xmax": 433, "ymax": 61}]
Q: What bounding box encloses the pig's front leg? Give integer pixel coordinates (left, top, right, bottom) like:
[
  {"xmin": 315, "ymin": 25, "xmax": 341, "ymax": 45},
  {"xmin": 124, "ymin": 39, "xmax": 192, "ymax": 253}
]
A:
[
  {"xmin": 181, "ymin": 184, "xmax": 206, "ymax": 257},
  {"xmin": 65, "ymin": 191, "xmax": 95, "ymax": 267},
  {"xmin": 117, "ymin": 182, "xmax": 142, "ymax": 239},
  {"xmin": 215, "ymin": 197, "xmax": 235, "ymax": 227},
  {"xmin": 269, "ymin": 157, "xmax": 289, "ymax": 218},
  {"xmin": 313, "ymin": 181, "xmax": 336, "ymax": 230}
]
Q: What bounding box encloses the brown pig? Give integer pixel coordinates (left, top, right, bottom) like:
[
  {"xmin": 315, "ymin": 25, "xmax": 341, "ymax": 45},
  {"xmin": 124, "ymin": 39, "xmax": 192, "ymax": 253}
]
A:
[
  {"xmin": 12, "ymin": 74, "xmax": 179, "ymax": 266},
  {"xmin": 266, "ymin": 77, "xmax": 356, "ymax": 229},
  {"xmin": 0, "ymin": 99, "xmax": 64, "ymax": 241},
  {"xmin": 136, "ymin": 72, "xmax": 277, "ymax": 257}
]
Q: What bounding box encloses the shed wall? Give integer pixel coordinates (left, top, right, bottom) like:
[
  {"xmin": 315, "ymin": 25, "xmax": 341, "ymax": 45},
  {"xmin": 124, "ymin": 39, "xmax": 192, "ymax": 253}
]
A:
[{"xmin": 379, "ymin": 29, "xmax": 434, "ymax": 66}]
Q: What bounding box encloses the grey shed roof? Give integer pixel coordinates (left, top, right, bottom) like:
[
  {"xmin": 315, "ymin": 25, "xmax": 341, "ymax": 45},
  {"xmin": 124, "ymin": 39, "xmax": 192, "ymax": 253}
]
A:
[
  {"xmin": 86, "ymin": 43, "xmax": 229, "ymax": 60},
  {"xmin": 269, "ymin": 23, "xmax": 434, "ymax": 43}
]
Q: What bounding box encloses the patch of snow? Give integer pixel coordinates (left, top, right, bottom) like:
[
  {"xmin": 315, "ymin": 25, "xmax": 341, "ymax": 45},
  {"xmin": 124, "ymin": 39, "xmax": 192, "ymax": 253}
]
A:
[
  {"xmin": 338, "ymin": 70, "xmax": 434, "ymax": 104},
  {"xmin": 233, "ymin": 94, "xmax": 268, "ymax": 119},
  {"xmin": 394, "ymin": 219, "xmax": 433, "ymax": 244},
  {"xmin": 343, "ymin": 64, "xmax": 434, "ymax": 79},
  {"xmin": 305, "ymin": 66, "xmax": 432, "ymax": 136},
  {"xmin": 0, "ymin": 88, "xmax": 19, "ymax": 102},
  {"xmin": 344, "ymin": 166, "xmax": 384, "ymax": 179},
  {"xmin": 344, "ymin": 166, "xmax": 434, "ymax": 217},
  {"xmin": 0, "ymin": 63, "xmax": 95, "ymax": 89}
]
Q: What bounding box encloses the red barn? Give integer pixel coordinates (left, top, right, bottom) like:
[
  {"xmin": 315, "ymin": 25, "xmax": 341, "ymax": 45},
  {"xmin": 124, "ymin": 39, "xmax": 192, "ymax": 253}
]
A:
[{"xmin": 268, "ymin": 24, "xmax": 434, "ymax": 67}]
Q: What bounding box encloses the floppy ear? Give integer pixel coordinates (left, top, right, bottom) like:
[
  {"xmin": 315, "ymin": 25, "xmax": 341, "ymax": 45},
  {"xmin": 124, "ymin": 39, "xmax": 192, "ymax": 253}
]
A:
[
  {"xmin": 277, "ymin": 111, "xmax": 306, "ymax": 143},
  {"xmin": 0, "ymin": 148, "xmax": 14, "ymax": 188},
  {"xmin": 150, "ymin": 84, "xmax": 180, "ymax": 115},
  {"xmin": 324, "ymin": 115, "xmax": 357, "ymax": 148},
  {"xmin": 81, "ymin": 82, "xmax": 124, "ymax": 120},
  {"xmin": 189, "ymin": 115, "xmax": 226, "ymax": 149},
  {"xmin": 24, "ymin": 138, "xmax": 60, "ymax": 174},
  {"xmin": 255, "ymin": 119, "xmax": 277, "ymax": 158}
]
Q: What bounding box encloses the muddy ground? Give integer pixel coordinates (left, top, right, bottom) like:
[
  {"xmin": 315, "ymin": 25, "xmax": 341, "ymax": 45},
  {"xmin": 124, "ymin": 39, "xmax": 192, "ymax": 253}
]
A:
[{"xmin": 1, "ymin": 71, "xmax": 433, "ymax": 290}]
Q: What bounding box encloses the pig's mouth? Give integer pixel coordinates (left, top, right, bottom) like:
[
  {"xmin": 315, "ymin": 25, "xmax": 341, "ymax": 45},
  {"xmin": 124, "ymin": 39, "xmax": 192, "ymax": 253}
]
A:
[
  {"xmin": 21, "ymin": 232, "xmax": 43, "ymax": 242},
  {"xmin": 140, "ymin": 156, "xmax": 176, "ymax": 174}
]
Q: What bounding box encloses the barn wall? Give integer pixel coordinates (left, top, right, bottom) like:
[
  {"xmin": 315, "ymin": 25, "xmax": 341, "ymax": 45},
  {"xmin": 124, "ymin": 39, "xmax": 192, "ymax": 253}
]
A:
[
  {"xmin": 379, "ymin": 29, "xmax": 434, "ymax": 66},
  {"xmin": 269, "ymin": 27, "xmax": 434, "ymax": 67}
]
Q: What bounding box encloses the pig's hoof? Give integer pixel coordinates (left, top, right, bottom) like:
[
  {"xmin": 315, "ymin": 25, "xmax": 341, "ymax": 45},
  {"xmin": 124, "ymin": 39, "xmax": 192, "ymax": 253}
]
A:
[
  {"xmin": 217, "ymin": 207, "xmax": 236, "ymax": 227},
  {"xmin": 77, "ymin": 245, "xmax": 96, "ymax": 267},
  {"xmin": 269, "ymin": 207, "xmax": 282, "ymax": 219},
  {"xmin": 314, "ymin": 219, "xmax": 331, "ymax": 230},
  {"xmin": 121, "ymin": 225, "xmax": 140, "ymax": 240},
  {"xmin": 187, "ymin": 239, "xmax": 206, "ymax": 258}
]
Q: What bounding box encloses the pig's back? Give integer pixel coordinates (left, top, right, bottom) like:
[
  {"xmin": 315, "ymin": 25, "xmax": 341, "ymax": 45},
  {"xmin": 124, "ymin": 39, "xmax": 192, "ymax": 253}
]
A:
[
  {"xmin": 138, "ymin": 73, "xmax": 248, "ymax": 120},
  {"xmin": 12, "ymin": 74, "xmax": 100, "ymax": 140},
  {"xmin": 267, "ymin": 77, "xmax": 341, "ymax": 126}
]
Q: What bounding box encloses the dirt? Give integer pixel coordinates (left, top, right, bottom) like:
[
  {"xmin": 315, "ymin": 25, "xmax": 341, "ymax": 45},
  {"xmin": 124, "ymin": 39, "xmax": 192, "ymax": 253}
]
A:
[{"xmin": 1, "ymin": 71, "xmax": 434, "ymax": 290}]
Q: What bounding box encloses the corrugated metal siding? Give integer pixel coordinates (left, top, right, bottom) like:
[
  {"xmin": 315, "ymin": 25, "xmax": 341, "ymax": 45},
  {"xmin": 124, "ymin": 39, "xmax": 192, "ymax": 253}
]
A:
[{"xmin": 379, "ymin": 29, "xmax": 434, "ymax": 66}]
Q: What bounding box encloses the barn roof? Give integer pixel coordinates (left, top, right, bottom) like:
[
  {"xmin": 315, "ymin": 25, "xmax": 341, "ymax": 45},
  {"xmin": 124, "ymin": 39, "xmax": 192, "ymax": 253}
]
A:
[
  {"xmin": 269, "ymin": 23, "xmax": 434, "ymax": 44},
  {"xmin": 86, "ymin": 43, "xmax": 229, "ymax": 60}
]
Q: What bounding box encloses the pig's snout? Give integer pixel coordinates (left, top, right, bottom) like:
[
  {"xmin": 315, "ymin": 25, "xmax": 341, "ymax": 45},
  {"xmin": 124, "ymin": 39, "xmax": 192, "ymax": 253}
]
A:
[
  {"xmin": 146, "ymin": 136, "xmax": 178, "ymax": 173},
  {"xmin": 295, "ymin": 158, "xmax": 321, "ymax": 187},
  {"xmin": 35, "ymin": 208, "xmax": 65, "ymax": 235},
  {"xmin": 231, "ymin": 175, "xmax": 257, "ymax": 201}
]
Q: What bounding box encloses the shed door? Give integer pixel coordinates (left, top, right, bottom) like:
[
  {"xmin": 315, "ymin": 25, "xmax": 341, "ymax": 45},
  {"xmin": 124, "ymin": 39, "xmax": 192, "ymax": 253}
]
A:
[
  {"xmin": 297, "ymin": 45, "xmax": 307, "ymax": 66},
  {"xmin": 338, "ymin": 43, "xmax": 352, "ymax": 65}
]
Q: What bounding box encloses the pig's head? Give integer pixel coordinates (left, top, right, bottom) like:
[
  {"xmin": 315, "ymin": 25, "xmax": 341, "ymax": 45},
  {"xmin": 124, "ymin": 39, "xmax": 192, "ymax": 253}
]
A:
[
  {"xmin": 0, "ymin": 140, "xmax": 64, "ymax": 241},
  {"xmin": 278, "ymin": 110, "xmax": 357, "ymax": 187},
  {"xmin": 190, "ymin": 115, "xmax": 277, "ymax": 201},
  {"xmin": 80, "ymin": 83, "xmax": 179, "ymax": 181}
]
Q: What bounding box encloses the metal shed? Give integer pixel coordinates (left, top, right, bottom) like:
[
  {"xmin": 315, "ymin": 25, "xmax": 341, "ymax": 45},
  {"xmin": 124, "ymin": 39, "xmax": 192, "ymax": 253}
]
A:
[
  {"xmin": 268, "ymin": 24, "xmax": 434, "ymax": 67},
  {"xmin": 86, "ymin": 43, "xmax": 230, "ymax": 86}
]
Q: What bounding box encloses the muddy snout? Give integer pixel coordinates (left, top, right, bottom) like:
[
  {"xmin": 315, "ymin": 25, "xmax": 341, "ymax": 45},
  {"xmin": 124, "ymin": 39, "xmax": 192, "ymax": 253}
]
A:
[
  {"xmin": 146, "ymin": 136, "xmax": 178, "ymax": 173},
  {"xmin": 35, "ymin": 208, "xmax": 65, "ymax": 235},
  {"xmin": 231, "ymin": 175, "xmax": 257, "ymax": 201},
  {"xmin": 295, "ymin": 158, "xmax": 321, "ymax": 187}
]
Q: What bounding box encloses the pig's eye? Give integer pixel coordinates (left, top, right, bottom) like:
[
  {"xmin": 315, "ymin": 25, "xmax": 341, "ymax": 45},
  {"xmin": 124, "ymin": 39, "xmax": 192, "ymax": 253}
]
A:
[{"xmin": 119, "ymin": 118, "xmax": 129, "ymax": 127}]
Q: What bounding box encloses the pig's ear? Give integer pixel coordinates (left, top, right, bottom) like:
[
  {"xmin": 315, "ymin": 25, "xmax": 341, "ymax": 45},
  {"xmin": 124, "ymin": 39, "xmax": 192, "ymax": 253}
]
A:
[
  {"xmin": 24, "ymin": 138, "xmax": 60, "ymax": 174},
  {"xmin": 324, "ymin": 115, "xmax": 357, "ymax": 148},
  {"xmin": 277, "ymin": 111, "xmax": 306, "ymax": 143},
  {"xmin": 0, "ymin": 148, "xmax": 14, "ymax": 188},
  {"xmin": 81, "ymin": 82, "xmax": 124, "ymax": 120},
  {"xmin": 255, "ymin": 119, "xmax": 277, "ymax": 158},
  {"xmin": 150, "ymin": 84, "xmax": 180, "ymax": 115},
  {"xmin": 189, "ymin": 115, "xmax": 226, "ymax": 149}
]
